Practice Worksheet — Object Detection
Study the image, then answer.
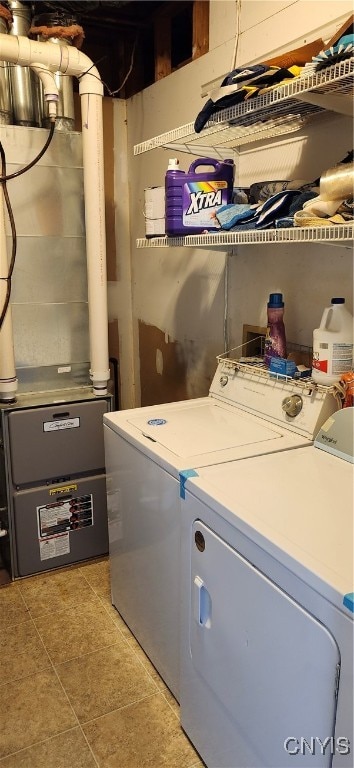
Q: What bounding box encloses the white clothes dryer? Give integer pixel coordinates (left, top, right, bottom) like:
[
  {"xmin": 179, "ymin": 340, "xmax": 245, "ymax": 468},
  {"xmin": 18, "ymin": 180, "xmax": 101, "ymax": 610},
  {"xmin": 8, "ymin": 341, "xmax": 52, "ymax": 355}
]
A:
[
  {"xmin": 103, "ymin": 359, "xmax": 339, "ymax": 700},
  {"xmin": 180, "ymin": 410, "xmax": 353, "ymax": 767}
]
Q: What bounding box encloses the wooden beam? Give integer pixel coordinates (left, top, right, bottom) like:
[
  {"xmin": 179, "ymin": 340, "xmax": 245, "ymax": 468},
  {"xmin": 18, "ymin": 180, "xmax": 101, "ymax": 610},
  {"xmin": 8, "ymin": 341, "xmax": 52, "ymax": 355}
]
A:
[
  {"xmin": 154, "ymin": 15, "xmax": 171, "ymax": 80},
  {"xmin": 153, "ymin": 1, "xmax": 191, "ymax": 19},
  {"xmin": 326, "ymin": 13, "xmax": 353, "ymax": 47},
  {"xmin": 153, "ymin": 0, "xmax": 209, "ymax": 82},
  {"xmin": 192, "ymin": 0, "xmax": 209, "ymax": 60}
]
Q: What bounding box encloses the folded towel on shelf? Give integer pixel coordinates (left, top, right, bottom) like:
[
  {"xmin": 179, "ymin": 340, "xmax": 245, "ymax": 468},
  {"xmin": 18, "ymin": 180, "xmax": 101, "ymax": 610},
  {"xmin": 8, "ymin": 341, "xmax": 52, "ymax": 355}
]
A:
[
  {"xmin": 302, "ymin": 197, "xmax": 345, "ymax": 217},
  {"xmin": 255, "ymin": 189, "xmax": 300, "ymax": 227},
  {"xmin": 294, "ymin": 210, "xmax": 348, "ymax": 227},
  {"xmin": 213, "ymin": 173, "xmax": 352, "ymax": 231},
  {"xmin": 213, "ymin": 204, "xmax": 256, "ymax": 230},
  {"xmin": 214, "ymin": 189, "xmax": 318, "ymax": 231},
  {"xmin": 275, "ymin": 190, "xmax": 318, "ymax": 227}
]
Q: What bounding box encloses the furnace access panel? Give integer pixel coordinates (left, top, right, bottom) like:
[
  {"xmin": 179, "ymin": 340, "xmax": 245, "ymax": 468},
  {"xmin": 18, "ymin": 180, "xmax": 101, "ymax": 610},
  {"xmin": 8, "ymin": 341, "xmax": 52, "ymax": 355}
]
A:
[{"xmin": 0, "ymin": 388, "xmax": 112, "ymax": 579}]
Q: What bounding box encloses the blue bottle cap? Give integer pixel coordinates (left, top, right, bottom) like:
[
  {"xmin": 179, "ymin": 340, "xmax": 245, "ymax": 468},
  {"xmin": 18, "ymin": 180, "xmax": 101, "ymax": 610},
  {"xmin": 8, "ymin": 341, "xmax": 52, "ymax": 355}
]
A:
[
  {"xmin": 268, "ymin": 293, "xmax": 284, "ymax": 308},
  {"xmin": 331, "ymin": 297, "xmax": 345, "ymax": 304}
]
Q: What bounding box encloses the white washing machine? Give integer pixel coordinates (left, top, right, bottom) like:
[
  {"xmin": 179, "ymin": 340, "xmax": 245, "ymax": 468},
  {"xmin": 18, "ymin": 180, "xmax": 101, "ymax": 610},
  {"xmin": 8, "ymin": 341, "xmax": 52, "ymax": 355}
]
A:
[
  {"xmin": 103, "ymin": 359, "xmax": 339, "ymax": 700},
  {"xmin": 180, "ymin": 408, "xmax": 353, "ymax": 768}
]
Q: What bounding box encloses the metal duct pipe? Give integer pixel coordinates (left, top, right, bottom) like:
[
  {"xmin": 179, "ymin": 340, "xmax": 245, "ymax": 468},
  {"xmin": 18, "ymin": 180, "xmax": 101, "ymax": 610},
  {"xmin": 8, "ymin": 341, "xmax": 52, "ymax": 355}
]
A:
[
  {"xmin": 0, "ymin": 10, "xmax": 12, "ymax": 124},
  {"xmin": 9, "ymin": 1, "xmax": 40, "ymax": 126},
  {"xmin": 0, "ymin": 33, "xmax": 110, "ymax": 396}
]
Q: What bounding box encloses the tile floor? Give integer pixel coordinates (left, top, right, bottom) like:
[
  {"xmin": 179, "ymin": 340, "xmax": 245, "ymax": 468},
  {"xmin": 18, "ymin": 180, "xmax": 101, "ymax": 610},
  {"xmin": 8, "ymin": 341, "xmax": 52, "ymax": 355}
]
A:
[{"xmin": 0, "ymin": 557, "xmax": 204, "ymax": 768}]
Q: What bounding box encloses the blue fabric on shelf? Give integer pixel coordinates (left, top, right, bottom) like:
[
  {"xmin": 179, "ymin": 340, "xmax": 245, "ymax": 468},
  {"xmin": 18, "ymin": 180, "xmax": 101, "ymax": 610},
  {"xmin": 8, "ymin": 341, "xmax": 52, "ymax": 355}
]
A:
[
  {"xmin": 214, "ymin": 204, "xmax": 255, "ymax": 229},
  {"xmin": 313, "ymin": 34, "xmax": 354, "ymax": 61},
  {"xmin": 255, "ymin": 189, "xmax": 299, "ymax": 227},
  {"xmin": 288, "ymin": 190, "xmax": 318, "ymax": 214},
  {"xmin": 275, "ymin": 217, "xmax": 295, "ymax": 228},
  {"xmin": 216, "ymin": 188, "xmax": 318, "ymax": 231},
  {"xmin": 275, "ymin": 190, "xmax": 318, "ymax": 226},
  {"xmin": 313, "ymin": 34, "xmax": 354, "ymax": 70}
]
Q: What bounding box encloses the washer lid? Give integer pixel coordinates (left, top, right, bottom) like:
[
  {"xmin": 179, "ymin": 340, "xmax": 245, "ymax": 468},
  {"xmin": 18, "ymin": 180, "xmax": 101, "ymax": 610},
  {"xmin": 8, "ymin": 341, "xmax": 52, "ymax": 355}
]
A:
[{"xmin": 127, "ymin": 401, "xmax": 282, "ymax": 457}]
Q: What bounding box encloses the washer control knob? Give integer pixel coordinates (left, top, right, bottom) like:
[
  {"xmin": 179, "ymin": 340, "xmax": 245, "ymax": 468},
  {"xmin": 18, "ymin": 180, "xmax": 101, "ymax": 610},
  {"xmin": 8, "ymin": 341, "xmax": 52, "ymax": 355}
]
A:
[
  {"xmin": 282, "ymin": 394, "xmax": 303, "ymax": 417},
  {"xmin": 220, "ymin": 375, "xmax": 228, "ymax": 387}
]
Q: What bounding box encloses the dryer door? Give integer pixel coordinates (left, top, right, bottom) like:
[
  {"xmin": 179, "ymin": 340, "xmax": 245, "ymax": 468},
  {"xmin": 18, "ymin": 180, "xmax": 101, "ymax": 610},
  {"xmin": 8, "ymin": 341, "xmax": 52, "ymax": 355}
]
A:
[{"xmin": 183, "ymin": 521, "xmax": 340, "ymax": 768}]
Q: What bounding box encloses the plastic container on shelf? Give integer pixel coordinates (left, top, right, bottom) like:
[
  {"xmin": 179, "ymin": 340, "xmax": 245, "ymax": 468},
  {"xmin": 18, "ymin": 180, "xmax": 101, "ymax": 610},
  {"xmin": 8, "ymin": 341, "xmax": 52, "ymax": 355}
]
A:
[
  {"xmin": 144, "ymin": 186, "xmax": 165, "ymax": 237},
  {"xmin": 312, "ymin": 298, "xmax": 353, "ymax": 385},
  {"xmin": 264, "ymin": 293, "xmax": 287, "ymax": 366},
  {"xmin": 165, "ymin": 157, "xmax": 234, "ymax": 236}
]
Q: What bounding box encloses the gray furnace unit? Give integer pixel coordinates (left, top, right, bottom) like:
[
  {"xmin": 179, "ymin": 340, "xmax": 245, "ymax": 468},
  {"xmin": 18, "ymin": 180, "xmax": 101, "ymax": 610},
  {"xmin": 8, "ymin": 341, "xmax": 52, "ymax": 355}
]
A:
[{"xmin": 0, "ymin": 387, "xmax": 112, "ymax": 579}]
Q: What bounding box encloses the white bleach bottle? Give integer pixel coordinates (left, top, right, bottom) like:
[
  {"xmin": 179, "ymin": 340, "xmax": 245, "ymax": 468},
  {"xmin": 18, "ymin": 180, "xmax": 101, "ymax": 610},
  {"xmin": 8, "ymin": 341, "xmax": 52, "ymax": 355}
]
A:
[{"xmin": 312, "ymin": 298, "xmax": 353, "ymax": 385}]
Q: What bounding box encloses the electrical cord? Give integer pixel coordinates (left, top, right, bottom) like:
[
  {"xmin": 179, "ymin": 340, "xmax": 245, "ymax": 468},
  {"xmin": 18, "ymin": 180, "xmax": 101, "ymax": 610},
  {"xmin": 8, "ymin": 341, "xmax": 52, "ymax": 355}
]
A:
[
  {"xmin": 0, "ymin": 121, "xmax": 56, "ymax": 329},
  {"xmin": 231, "ymin": 0, "xmax": 242, "ymax": 70},
  {"xmin": 0, "ymin": 120, "xmax": 55, "ymax": 182},
  {"xmin": 110, "ymin": 32, "xmax": 139, "ymax": 96},
  {"xmin": 0, "ymin": 143, "xmax": 17, "ymax": 330},
  {"xmin": 76, "ymin": 31, "xmax": 139, "ymax": 97}
]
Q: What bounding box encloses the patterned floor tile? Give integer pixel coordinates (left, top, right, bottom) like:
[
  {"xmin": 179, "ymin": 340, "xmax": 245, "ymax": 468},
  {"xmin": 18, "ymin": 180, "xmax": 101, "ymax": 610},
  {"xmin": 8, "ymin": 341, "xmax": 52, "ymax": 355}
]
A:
[
  {"xmin": 34, "ymin": 600, "xmax": 123, "ymax": 664},
  {"xmin": 56, "ymin": 643, "xmax": 157, "ymax": 722},
  {"xmin": 0, "ymin": 670, "xmax": 76, "ymax": 759},
  {"xmin": 0, "ymin": 728, "xmax": 97, "ymax": 767},
  {"xmin": 83, "ymin": 692, "xmax": 201, "ymax": 767},
  {"xmin": 0, "ymin": 620, "xmax": 51, "ymax": 685}
]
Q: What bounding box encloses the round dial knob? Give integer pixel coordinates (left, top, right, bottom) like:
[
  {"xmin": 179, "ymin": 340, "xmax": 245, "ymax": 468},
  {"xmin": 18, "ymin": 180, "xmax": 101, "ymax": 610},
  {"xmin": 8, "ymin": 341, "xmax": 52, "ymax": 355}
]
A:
[
  {"xmin": 220, "ymin": 375, "xmax": 228, "ymax": 387},
  {"xmin": 282, "ymin": 394, "xmax": 303, "ymax": 418}
]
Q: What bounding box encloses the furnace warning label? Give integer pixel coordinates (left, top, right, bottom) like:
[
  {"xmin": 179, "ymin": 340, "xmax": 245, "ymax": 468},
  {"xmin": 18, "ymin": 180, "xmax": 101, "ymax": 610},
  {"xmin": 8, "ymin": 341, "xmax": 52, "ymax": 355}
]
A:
[
  {"xmin": 40, "ymin": 534, "xmax": 70, "ymax": 561},
  {"xmin": 37, "ymin": 494, "xmax": 94, "ymax": 540}
]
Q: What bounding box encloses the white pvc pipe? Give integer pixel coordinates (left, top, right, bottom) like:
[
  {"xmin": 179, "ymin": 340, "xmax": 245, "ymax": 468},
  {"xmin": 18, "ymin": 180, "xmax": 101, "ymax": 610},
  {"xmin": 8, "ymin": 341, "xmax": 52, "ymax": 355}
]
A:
[
  {"xmin": 0, "ymin": 186, "xmax": 18, "ymax": 402},
  {"xmin": 0, "ymin": 33, "xmax": 110, "ymax": 395},
  {"xmin": 30, "ymin": 62, "xmax": 59, "ymax": 119},
  {"xmin": 80, "ymin": 91, "xmax": 110, "ymax": 393}
]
